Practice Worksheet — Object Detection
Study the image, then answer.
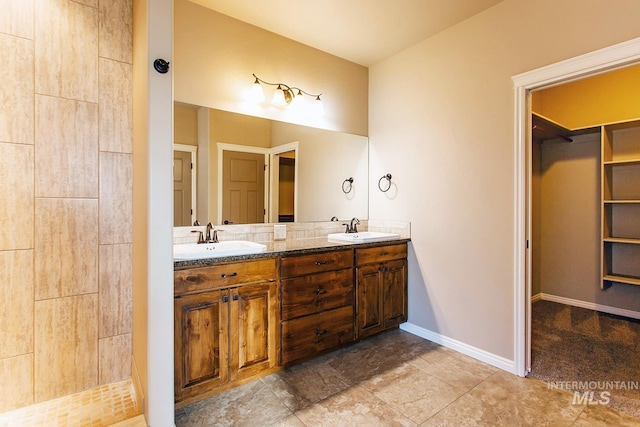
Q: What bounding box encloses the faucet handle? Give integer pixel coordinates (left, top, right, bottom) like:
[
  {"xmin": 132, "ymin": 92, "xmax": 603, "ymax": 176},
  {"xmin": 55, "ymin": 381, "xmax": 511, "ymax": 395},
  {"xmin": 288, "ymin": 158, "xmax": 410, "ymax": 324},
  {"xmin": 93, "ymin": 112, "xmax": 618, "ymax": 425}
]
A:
[
  {"xmin": 342, "ymin": 223, "xmax": 350, "ymax": 233},
  {"xmin": 191, "ymin": 229, "xmax": 206, "ymax": 244}
]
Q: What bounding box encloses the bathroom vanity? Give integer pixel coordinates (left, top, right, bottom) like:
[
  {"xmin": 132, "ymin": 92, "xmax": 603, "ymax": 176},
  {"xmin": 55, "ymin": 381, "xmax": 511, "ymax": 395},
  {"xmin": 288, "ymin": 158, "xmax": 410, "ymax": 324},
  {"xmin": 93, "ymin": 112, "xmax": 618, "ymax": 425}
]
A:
[{"xmin": 173, "ymin": 239, "xmax": 409, "ymax": 407}]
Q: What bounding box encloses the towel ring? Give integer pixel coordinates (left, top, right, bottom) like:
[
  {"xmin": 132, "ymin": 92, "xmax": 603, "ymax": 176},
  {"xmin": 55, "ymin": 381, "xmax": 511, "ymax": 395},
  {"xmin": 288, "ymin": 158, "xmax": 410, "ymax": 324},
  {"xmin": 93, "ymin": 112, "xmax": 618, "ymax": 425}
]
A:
[
  {"xmin": 342, "ymin": 177, "xmax": 354, "ymax": 194},
  {"xmin": 378, "ymin": 173, "xmax": 392, "ymax": 192}
]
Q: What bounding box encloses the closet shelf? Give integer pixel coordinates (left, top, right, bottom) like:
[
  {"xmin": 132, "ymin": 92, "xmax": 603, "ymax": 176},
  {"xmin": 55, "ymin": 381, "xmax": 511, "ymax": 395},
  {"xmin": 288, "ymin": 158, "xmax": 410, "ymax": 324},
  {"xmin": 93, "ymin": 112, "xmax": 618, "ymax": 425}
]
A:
[
  {"xmin": 603, "ymin": 275, "xmax": 640, "ymax": 286},
  {"xmin": 603, "ymin": 199, "xmax": 640, "ymax": 204},
  {"xmin": 604, "ymin": 158, "xmax": 640, "ymax": 166},
  {"xmin": 603, "ymin": 237, "xmax": 640, "ymax": 245},
  {"xmin": 601, "ymin": 119, "xmax": 640, "ymax": 289}
]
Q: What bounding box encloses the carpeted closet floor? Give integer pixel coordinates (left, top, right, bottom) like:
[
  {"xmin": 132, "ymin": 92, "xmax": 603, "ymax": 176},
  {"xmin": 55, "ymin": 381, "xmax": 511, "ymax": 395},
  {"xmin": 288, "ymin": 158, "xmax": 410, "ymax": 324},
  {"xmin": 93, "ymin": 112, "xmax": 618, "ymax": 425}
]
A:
[{"xmin": 530, "ymin": 300, "xmax": 640, "ymax": 419}]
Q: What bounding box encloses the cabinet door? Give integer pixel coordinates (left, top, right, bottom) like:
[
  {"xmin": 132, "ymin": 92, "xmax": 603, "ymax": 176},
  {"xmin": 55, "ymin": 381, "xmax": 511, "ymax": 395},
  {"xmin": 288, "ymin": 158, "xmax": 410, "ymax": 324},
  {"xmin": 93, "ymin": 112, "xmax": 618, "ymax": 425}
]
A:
[
  {"xmin": 229, "ymin": 282, "xmax": 278, "ymax": 382},
  {"xmin": 382, "ymin": 259, "xmax": 407, "ymax": 329},
  {"xmin": 356, "ymin": 264, "xmax": 384, "ymax": 339},
  {"xmin": 174, "ymin": 290, "xmax": 229, "ymax": 402}
]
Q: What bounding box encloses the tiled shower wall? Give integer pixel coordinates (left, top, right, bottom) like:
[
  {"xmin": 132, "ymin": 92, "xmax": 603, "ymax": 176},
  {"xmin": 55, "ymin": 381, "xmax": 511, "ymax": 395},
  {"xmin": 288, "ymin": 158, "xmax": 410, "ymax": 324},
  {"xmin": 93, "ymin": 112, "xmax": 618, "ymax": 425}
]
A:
[{"xmin": 0, "ymin": 0, "xmax": 133, "ymax": 412}]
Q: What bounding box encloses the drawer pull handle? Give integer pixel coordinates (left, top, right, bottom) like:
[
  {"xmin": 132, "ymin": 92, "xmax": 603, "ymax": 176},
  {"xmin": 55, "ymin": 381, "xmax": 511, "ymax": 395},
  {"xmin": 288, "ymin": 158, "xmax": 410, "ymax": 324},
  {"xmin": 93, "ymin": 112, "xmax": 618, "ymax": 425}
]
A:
[
  {"xmin": 380, "ymin": 252, "xmax": 389, "ymax": 256},
  {"xmin": 221, "ymin": 272, "xmax": 238, "ymax": 278},
  {"xmin": 315, "ymin": 329, "xmax": 328, "ymax": 336},
  {"xmin": 314, "ymin": 288, "xmax": 328, "ymax": 295},
  {"xmin": 315, "ymin": 261, "xmax": 330, "ymax": 266}
]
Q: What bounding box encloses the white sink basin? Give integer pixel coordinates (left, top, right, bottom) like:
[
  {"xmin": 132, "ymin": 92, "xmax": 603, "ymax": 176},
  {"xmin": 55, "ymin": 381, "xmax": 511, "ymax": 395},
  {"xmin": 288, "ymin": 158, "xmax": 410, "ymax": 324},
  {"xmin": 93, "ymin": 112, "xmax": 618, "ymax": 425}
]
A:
[
  {"xmin": 327, "ymin": 231, "xmax": 400, "ymax": 244},
  {"xmin": 174, "ymin": 241, "xmax": 267, "ymax": 260}
]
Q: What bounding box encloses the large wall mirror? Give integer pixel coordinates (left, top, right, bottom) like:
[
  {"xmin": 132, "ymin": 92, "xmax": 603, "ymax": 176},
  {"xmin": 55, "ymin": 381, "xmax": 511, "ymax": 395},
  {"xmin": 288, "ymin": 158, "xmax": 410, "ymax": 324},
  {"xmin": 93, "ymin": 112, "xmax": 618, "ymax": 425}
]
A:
[{"xmin": 174, "ymin": 103, "xmax": 369, "ymax": 226}]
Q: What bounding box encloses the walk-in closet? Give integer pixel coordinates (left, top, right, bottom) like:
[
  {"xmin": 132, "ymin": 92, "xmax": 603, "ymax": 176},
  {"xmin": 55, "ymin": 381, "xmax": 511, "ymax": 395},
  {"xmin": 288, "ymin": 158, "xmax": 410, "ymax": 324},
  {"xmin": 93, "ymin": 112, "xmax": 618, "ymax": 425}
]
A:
[{"xmin": 528, "ymin": 64, "xmax": 640, "ymax": 417}]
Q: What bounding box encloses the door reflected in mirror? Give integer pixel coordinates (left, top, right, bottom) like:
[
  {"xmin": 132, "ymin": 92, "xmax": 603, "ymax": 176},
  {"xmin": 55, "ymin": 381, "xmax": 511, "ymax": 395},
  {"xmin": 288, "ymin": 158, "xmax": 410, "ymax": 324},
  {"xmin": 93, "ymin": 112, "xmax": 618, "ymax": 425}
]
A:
[{"xmin": 174, "ymin": 103, "xmax": 368, "ymax": 226}]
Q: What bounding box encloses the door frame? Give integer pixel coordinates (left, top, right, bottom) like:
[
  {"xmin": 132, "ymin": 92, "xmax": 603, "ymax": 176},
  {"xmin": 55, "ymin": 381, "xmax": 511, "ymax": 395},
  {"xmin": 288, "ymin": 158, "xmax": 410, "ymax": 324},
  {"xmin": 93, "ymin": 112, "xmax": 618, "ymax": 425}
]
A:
[
  {"xmin": 512, "ymin": 37, "xmax": 640, "ymax": 377},
  {"xmin": 269, "ymin": 141, "xmax": 299, "ymax": 223},
  {"xmin": 217, "ymin": 143, "xmax": 270, "ymax": 224},
  {"xmin": 173, "ymin": 143, "xmax": 197, "ymax": 225}
]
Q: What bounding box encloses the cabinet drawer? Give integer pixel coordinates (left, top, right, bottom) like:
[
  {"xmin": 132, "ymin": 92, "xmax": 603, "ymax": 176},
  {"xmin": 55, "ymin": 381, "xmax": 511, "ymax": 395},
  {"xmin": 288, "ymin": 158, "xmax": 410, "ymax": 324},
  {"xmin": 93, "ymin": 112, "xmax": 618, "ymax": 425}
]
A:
[
  {"xmin": 281, "ymin": 305, "xmax": 354, "ymax": 364},
  {"xmin": 356, "ymin": 243, "xmax": 407, "ymax": 266},
  {"xmin": 175, "ymin": 258, "xmax": 277, "ymax": 294},
  {"xmin": 282, "ymin": 268, "xmax": 354, "ymax": 320},
  {"xmin": 281, "ymin": 250, "xmax": 353, "ymax": 278}
]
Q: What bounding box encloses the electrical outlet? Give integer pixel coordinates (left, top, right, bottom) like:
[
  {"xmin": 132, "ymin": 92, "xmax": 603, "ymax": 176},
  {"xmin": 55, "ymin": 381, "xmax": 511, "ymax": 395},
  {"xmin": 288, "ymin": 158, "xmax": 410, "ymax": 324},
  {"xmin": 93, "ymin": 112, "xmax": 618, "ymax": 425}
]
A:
[{"xmin": 274, "ymin": 224, "xmax": 287, "ymax": 241}]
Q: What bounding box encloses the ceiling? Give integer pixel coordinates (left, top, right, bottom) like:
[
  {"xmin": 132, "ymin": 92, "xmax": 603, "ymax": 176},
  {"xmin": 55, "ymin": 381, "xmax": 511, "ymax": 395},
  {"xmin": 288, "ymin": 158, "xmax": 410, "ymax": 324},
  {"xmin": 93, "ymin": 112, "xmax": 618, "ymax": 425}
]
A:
[{"xmin": 189, "ymin": 0, "xmax": 504, "ymax": 67}]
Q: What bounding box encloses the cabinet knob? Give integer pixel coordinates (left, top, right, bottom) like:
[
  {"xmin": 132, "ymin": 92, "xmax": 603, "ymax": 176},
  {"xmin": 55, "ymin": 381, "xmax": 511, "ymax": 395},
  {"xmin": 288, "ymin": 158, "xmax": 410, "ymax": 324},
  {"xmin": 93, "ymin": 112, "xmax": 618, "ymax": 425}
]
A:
[
  {"xmin": 233, "ymin": 294, "xmax": 239, "ymax": 301},
  {"xmin": 222, "ymin": 295, "xmax": 229, "ymax": 303}
]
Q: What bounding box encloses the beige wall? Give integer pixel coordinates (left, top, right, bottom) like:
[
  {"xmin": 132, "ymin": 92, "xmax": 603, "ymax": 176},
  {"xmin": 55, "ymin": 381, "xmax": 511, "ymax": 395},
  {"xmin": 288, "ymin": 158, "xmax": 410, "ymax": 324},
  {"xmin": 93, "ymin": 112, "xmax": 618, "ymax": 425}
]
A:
[
  {"xmin": 369, "ymin": 0, "xmax": 640, "ymax": 360},
  {"xmin": 174, "ymin": 104, "xmax": 198, "ymax": 146},
  {"xmin": 271, "ymin": 122, "xmax": 369, "ymax": 222},
  {"xmin": 173, "ymin": 0, "xmax": 368, "ymax": 136},
  {"xmin": 533, "ymin": 63, "xmax": 640, "ymax": 129},
  {"xmin": 538, "ymin": 133, "xmax": 639, "ymax": 310},
  {"xmin": 0, "ymin": 0, "xmax": 133, "ymax": 411}
]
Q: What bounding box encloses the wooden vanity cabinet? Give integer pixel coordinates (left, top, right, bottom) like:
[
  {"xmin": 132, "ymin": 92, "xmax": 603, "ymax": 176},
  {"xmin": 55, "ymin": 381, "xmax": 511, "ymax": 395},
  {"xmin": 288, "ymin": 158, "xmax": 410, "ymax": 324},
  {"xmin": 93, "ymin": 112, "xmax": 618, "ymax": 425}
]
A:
[
  {"xmin": 280, "ymin": 250, "xmax": 355, "ymax": 364},
  {"xmin": 356, "ymin": 243, "xmax": 408, "ymax": 339},
  {"xmin": 174, "ymin": 258, "xmax": 278, "ymax": 405}
]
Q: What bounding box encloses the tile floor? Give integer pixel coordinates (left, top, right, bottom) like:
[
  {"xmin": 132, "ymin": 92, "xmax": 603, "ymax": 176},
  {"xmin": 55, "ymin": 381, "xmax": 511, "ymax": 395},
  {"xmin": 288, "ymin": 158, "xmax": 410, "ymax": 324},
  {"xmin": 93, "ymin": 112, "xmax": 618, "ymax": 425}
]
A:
[
  {"xmin": 175, "ymin": 329, "xmax": 640, "ymax": 426},
  {"xmin": 0, "ymin": 379, "xmax": 142, "ymax": 427}
]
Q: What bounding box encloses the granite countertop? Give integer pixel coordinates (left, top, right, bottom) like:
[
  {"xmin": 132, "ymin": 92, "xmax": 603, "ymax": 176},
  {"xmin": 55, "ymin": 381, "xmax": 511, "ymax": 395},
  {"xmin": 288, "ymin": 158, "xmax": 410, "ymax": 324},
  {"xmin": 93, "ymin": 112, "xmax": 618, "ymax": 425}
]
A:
[{"xmin": 173, "ymin": 237, "xmax": 411, "ymax": 269}]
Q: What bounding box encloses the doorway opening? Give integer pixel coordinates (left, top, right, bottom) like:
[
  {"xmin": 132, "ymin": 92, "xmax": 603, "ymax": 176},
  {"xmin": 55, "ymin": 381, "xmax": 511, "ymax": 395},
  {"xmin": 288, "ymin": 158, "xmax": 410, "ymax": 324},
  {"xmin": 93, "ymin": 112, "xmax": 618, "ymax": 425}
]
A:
[
  {"xmin": 514, "ymin": 38, "xmax": 640, "ymax": 417},
  {"xmin": 513, "ymin": 37, "xmax": 640, "ymax": 378},
  {"xmin": 269, "ymin": 142, "xmax": 299, "ymax": 223}
]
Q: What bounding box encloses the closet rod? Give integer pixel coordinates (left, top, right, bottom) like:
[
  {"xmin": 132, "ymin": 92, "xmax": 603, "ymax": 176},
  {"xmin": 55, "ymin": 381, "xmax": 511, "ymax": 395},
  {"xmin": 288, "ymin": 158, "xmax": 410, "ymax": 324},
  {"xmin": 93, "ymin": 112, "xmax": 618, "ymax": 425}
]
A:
[{"xmin": 532, "ymin": 124, "xmax": 573, "ymax": 143}]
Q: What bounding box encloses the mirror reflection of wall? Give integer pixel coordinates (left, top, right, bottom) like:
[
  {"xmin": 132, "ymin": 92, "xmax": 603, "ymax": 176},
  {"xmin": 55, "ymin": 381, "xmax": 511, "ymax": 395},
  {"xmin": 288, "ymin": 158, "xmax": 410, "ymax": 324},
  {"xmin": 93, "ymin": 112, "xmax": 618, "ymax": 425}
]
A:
[{"xmin": 174, "ymin": 103, "xmax": 368, "ymax": 226}]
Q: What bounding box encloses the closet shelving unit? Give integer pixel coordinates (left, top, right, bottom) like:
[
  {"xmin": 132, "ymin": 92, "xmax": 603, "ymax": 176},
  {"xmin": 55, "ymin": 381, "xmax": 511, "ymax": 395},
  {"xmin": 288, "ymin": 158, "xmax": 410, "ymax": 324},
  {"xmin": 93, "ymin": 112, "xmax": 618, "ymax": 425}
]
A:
[{"xmin": 601, "ymin": 119, "xmax": 640, "ymax": 289}]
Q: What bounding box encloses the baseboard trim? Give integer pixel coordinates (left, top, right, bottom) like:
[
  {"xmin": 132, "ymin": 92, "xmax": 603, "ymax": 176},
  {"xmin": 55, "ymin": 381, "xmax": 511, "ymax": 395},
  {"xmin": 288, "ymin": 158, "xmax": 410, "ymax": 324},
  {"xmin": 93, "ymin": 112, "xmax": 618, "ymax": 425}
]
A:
[
  {"xmin": 400, "ymin": 323, "xmax": 516, "ymax": 374},
  {"xmin": 533, "ymin": 293, "xmax": 640, "ymax": 320}
]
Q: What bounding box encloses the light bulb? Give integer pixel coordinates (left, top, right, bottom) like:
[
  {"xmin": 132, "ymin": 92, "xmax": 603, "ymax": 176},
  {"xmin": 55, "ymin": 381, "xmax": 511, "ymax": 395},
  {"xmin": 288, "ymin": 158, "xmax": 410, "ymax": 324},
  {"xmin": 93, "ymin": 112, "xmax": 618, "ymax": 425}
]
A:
[
  {"xmin": 291, "ymin": 90, "xmax": 304, "ymax": 108},
  {"xmin": 249, "ymin": 79, "xmax": 265, "ymax": 102},
  {"xmin": 313, "ymin": 96, "xmax": 325, "ymax": 116},
  {"xmin": 272, "ymin": 85, "xmax": 286, "ymax": 106}
]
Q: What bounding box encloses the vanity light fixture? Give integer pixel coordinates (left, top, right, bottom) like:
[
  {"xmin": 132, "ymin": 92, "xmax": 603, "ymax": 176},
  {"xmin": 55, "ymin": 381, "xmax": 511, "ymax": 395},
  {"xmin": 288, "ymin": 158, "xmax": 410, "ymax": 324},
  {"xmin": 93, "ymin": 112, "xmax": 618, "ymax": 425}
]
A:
[{"xmin": 251, "ymin": 74, "xmax": 323, "ymax": 111}]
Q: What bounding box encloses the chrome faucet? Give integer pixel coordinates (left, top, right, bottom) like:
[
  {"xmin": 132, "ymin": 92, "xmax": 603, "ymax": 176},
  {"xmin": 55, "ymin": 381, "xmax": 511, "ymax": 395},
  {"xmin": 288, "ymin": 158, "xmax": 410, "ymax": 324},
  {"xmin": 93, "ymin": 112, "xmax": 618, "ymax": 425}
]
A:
[{"xmin": 343, "ymin": 217, "xmax": 360, "ymax": 233}]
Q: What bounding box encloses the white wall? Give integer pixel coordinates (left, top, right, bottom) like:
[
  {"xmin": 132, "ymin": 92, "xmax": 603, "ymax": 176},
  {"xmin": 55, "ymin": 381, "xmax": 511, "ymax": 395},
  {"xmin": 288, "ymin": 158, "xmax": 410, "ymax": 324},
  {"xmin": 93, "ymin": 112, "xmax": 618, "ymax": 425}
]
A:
[{"xmin": 369, "ymin": 0, "xmax": 640, "ymax": 361}]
